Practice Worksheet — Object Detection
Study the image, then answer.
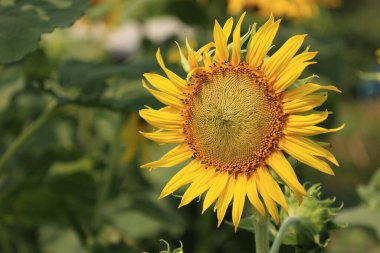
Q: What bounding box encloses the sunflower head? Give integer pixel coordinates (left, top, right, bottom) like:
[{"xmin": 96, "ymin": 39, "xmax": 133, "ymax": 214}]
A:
[{"xmin": 139, "ymin": 13, "xmax": 344, "ymax": 231}]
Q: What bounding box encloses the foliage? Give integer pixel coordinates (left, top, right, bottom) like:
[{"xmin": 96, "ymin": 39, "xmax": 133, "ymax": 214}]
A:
[
  {"xmin": 0, "ymin": 0, "xmax": 90, "ymax": 63},
  {"xmin": 336, "ymin": 168, "xmax": 380, "ymax": 239}
]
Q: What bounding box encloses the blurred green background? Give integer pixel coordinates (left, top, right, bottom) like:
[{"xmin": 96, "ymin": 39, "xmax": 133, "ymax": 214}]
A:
[{"xmin": 0, "ymin": 0, "xmax": 379, "ymax": 252}]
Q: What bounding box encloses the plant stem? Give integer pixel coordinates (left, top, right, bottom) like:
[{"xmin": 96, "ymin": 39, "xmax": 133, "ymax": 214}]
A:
[
  {"xmin": 93, "ymin": 113, "xmax": 123, "ymax": 228},
  {"xmin": 0, "ymin": 101, "xmax": 58, "ymax": 172},
  {"xmin": 269, "ymin": 217, "xmax": 298, "ymax": 253},
  {"xmin": 254, "ymin": 215, "xmax": 269, "ymax": 253}
]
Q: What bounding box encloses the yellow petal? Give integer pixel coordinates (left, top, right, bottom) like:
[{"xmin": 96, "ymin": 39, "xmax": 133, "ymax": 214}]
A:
[
  {"xmin": 160, "ymin": 160, "xmax": 203, "ymax": 198},
  {"xmin": 159, "ymin": 106, "xmax": 181, "ymax": 114},
  {"xmin": 231, "ymin": 12, "xmax": 246, "ymax": 65},
  {"xmin": 222, "ymin": 17, "xmax": 234, "ymax": 41},
  {"xmin": 256, "ymin": 168, "xmax": 287, "ymax": 212},
  {"xmin": 140, "ymin": 130, "xmax": 185, "ymax": 144},
  {"xmin": 247, "ymin": 15, "xmax": 280, "ymax": 67},
  {"xmin": 143, "ymin": 73, "xmax": 183, "ymax": 98},
  {"xmin": 202, "ymin": 172, "xmax": 229, "ymax": 213},
  {"xmin": 282, "ymin": 83, "xmax": 341, "ymax": 102},
  {"xmin": 273, "ymin": 51, "xmax": 318, "ymax": 92},
  {"xmin": 139, "ymin": 108, "xmax": 183, "ymax": 130},
  {"xmin": 216, "ymin": 177, "xmax": 235, "ymax": 227},
  {"xmin": 142, "ymin": 81, "xmax": 184, "ymax": 109},
  {"xmin": 213, "ymin": 20, "xmax": 229, "ymax": 63},
  {"xmin": 187, "ymin": 48, "xmax": 198, "ymax": 70},
  {"xmin": 156, "ymin": 48, "xmax": 188, "ymax": 89},
  {"xmin": 284, "ymin": 124, "xmax": 345, "ymax": 137},
  {"xmin": 262, "ymin": 34, "xmax": 307, "ymax": 81},
  {"xmin": 232, "ymin": 174, "xmax": 247, "ymax": 231},
  {"xmin": 194, "ymin": 42, "xmax": 215, "ymax": 59},
  {"xmin": 141, "ymin": 144, "xmax": 193, "ymax": 169},
  {"xmin": 203, "ymin": 51, "xmax": 213, "ymax": 70},
  {"xmin": 266, "ymin": 151, "xmax": 307, "ymax": 203},
  {"xmin": 284, "ymin": 136, "xmax": 340, "ymax": 166},
  {"xmin": 254, "ymin": 172, "xmax": 279, "ymax": 223},
  {"xmin": 287, "ymin": 110, "xmax": 329, "ymax": 127},
  {"xmin": 180, "ymin": 169, "xmax": 217, "ymax": 207},
  {"xmin": 283, "ymin": 94, "xmax": 327, "ymax": 114},
  {"xmin": 279, "ymin": 138, "xmax": 335, "ymax": 175},
  {"xmin": 246, "ymin": 176, "xmax": 265, "ymax": 217}
]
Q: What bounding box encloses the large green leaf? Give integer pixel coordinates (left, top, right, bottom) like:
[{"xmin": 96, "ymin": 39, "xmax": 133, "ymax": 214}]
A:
[
  {"xmin": 58, "ymin": 60, "xmax": 128, "ymax": 99},
  {"xmin": 335, "ymin": 169, "xmax": 380, "ymax": 239},
  {"xmin": 56, "ymin": 59, "xmax": 161, "ymax": 110},
  {"xmin": 0, "ymin": 0, "xmax": 90, "ymax": 63}
]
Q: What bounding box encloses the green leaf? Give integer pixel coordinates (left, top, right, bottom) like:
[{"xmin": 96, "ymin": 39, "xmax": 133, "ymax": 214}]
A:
[
  {"xmin": 357, "ymin": 168, "xmax": 380, "ymax": 209},
  {"xmin": 99, "ymin": 193, "xmax": 185, "ymax": 240},
  {"xmin": 55, "ymin": 59, "xmax": 161, "ymax": 111},
  {"xmin": 0, "ymin": 66, "xmax": 25, "ymax": 112},
  {"xmin": 58, "ymin": 60, "xmax": 155, "ymax": 100},
  {"xmin": 0, "ymin": 0, "xmax": 90, "ymax": 63},
  {"xmin": 335, "ymin": 168, "xmax": 380, "ymax": 239},
  {"xmin": 39, "ymin": 226, "xmax": 85, "ymax": 253},
  {"xmin": 48, "ymin": 171, "xmax": 97, "ymax": 220},
  {"xmin": 335, "ymin": 206, "xmax": 380, "ymax": 239},
  {"xmin": 58, "ymin": 60, "xmax": 128, "ymax": 99}
]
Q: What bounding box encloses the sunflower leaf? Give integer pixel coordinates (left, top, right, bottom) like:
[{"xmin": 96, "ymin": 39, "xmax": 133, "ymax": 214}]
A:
[{"xmin": 0, "ymin": 0, "xmax": 90, "ymax": 63}]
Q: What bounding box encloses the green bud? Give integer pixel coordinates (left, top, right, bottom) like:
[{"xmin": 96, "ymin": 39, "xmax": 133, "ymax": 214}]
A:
[{"xmin": 278, "ymin": 184, "xmax": 344, "ymax": 252}]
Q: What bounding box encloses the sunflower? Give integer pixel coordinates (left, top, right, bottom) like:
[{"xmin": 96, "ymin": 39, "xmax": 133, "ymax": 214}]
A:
[
  {"xmin": 227, "ymin": 0, "xmax": 341, "ymax": 18},
  {"xmin": 139, "ymin": 13, "xmax": 344, "ymax": 230}
]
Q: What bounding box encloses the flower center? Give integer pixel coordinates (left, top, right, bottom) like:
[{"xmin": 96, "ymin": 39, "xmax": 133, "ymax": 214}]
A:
[{"xmin": 183, "ymin": 63, "xmax": 286, "ymax": 175}]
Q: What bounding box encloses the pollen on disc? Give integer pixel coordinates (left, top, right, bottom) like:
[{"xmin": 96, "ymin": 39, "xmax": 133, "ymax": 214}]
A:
[{"xmin": 183, "ymin": 63, "xmax": 286, "ymax": 175}]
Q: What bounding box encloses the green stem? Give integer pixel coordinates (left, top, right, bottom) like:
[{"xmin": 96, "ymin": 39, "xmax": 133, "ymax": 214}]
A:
[
  {"xmin": 269, "ymin": 217, "xmax": 298, "ymax": 253},
  {"xmin": 254, "ymin": 215, "xmax": 269, "ymax": 253},
  {"xmin": 0, "ymin": 101, "xmax": 58, "ymax": 172},
  {"xmin": 93, "ymin": 113, "xmax": 123, "ymax": 228}
]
